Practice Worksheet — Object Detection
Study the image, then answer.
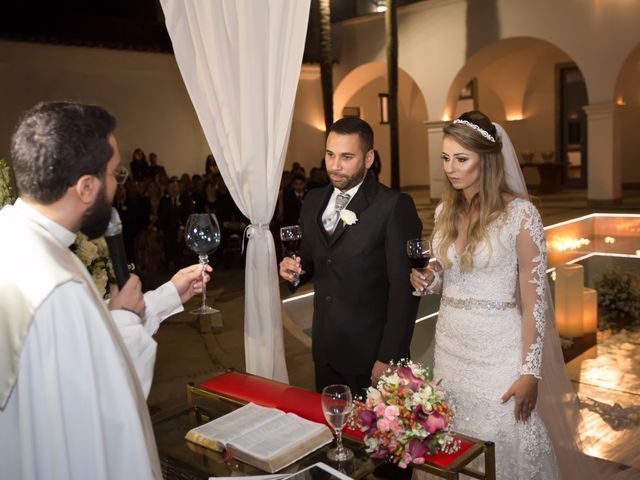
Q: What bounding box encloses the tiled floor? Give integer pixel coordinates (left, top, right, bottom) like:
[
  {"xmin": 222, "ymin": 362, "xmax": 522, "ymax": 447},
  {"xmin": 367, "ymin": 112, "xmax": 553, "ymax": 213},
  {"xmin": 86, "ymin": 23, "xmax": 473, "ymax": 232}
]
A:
[{"xmin": 149, "ymin": 186, "xmax": 640, "ymax": 477}]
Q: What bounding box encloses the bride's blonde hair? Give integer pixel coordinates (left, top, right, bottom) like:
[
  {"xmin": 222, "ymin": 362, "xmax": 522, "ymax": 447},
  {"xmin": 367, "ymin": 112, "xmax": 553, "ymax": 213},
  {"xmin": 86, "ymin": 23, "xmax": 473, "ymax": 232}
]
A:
[{"xmin": 434, "ymin": 111, "xmax": 523, "ymax": 271}]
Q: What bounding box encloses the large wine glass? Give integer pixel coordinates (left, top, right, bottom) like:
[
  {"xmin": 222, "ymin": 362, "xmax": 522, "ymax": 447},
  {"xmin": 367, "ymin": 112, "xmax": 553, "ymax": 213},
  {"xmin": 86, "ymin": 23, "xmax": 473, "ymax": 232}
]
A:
[
  {"xmin": 407, "ymin": 237, "xmax": 431, "ymax": 296},
  {"xmin": 321, "ymin": 384, "xmax": 354, "ymax": 462},
  {"xmin": 280, "ymin": 225, "xmax": 305, "ymax": 277},
  {"xmin": 185, "ymin": 213, "xmax": 221, "ymax": 315}
]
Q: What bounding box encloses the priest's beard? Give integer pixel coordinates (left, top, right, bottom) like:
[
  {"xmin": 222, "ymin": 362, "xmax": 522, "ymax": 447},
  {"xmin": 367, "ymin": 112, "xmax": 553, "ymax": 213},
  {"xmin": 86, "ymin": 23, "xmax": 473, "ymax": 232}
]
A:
[{"xmin": 80, "ymin": 183, "xmax": 112, "ymax": 240}]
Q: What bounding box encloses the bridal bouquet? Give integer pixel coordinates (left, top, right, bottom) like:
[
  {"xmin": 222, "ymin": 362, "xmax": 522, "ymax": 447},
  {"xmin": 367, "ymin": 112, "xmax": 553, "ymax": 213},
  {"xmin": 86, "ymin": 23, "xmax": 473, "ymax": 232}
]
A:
[
  {"xmin": 71, "ymin": 233, "xmax": 114, "ymax": 298},
  {"xmin": 353, "ymin": 360, "xmax": 460, "ymax": 468}
]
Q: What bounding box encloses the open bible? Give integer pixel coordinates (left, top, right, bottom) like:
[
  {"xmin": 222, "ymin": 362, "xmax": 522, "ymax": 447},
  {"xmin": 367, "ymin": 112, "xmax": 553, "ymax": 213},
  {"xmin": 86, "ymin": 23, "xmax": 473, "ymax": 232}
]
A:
[{"xmin": 185, "ymin": 402, "xmax": 334, "ymax": 473}]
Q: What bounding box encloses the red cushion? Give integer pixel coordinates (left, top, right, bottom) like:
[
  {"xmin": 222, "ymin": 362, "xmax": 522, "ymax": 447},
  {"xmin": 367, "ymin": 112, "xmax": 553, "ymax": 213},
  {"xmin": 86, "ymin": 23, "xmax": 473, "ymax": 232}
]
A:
[{"xmin": 199, "ymin": 372, "xmax": 474, "ymax": 467}]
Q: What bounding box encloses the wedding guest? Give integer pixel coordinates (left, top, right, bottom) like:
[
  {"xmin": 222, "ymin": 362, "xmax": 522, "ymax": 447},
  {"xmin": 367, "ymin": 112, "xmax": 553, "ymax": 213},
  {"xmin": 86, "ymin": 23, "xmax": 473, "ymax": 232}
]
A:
[
  {"xmin": 0, "ymin": 101, "xmax": 211, "ymax": 480},
  {"xmin": 281, "ymin": 172, "xmax": 307, "ymax": 225},
  {"xmin": 410, "ymin": 111, "xmax": 597, "ymax": 479},
  {"xmin": 306, "ymin": 166, "xmax": 330, "ymax": 190},
  {"xmin": 157, "ymin": 178, "xmax": 194, "ymax": 271},
  {"xmin": 279, "ymin": 117, "xmax": 421, "ymax": 394},
  {"xmin": 130, "ymin": 147, "xmax": 149, "ymax": 181},
  {"xmin": 146, "ymin": 152, "xmax": 166, "ymax": 181}
]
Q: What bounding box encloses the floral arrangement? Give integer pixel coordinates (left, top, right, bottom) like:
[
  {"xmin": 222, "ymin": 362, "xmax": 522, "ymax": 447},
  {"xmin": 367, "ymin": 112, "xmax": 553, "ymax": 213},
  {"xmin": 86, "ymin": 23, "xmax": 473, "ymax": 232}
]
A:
[
  {"xmin": 71, "ymin": 232, "xmax": 115, "ymax": 298},
  {"xmin": 594, "ymin": 269, "xmax": 640, "ymax": 325},
  {"xmin": 0, "ymin": 158, "xmax": 16, "ymax": 208},
  {"xmin": 353, "ymin": 360, "xmax": 460, "ymax": 468}
]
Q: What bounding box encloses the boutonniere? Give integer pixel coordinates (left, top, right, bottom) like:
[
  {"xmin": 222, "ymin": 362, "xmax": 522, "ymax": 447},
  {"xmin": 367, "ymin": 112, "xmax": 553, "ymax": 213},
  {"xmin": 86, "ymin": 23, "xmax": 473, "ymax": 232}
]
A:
[{"xmin": 340, "ymin": 209, "xmax": 358, "ymax": 226}]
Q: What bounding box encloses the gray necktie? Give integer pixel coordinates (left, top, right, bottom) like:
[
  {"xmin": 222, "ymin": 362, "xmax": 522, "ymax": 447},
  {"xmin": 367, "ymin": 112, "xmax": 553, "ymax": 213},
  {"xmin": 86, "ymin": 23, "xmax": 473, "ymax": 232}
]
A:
[{"xmin": 324, "ymin": 192, "xmax": 350, "ymax": 234}]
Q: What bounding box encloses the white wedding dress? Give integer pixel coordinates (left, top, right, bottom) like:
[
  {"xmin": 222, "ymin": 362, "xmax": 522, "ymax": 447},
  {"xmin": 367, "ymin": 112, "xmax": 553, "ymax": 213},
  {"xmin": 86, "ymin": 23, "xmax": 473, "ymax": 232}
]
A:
[{"xmin": 432, "ymin": 198, "xmax": 560, "ymax": 479}]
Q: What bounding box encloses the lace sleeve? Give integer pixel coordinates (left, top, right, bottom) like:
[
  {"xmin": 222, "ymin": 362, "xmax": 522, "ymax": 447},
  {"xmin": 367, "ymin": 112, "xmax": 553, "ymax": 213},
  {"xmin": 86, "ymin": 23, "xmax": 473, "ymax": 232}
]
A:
[{"xmin": 516, "ymin": 202, "xmax": 547, "ymax": 379}]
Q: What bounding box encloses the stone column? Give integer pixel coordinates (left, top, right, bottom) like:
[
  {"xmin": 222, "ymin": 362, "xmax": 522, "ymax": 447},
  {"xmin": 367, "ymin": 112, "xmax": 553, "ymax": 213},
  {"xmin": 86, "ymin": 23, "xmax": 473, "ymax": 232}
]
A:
[
  {"xmin": 583, "ymin": 103, "xmax": 624, "ymax": 206},
  {"xmin": 424, "ymin": 120, "xmax": 448, "ymax": 202}
]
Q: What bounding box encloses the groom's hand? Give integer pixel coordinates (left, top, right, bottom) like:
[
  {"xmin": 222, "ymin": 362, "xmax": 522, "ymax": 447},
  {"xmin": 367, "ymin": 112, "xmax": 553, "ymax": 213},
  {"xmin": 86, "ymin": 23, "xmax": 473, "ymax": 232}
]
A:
[
  {"xmin": 501, "ymin": 375, "xmax": 539, "ymax": 422},
  {"xmin": 279, "ymin": 255, "xmax": 301, "ymax": 282},
  {"xmin": 370, "ymin": 361, "xmax": 389, "ymax": 387}
]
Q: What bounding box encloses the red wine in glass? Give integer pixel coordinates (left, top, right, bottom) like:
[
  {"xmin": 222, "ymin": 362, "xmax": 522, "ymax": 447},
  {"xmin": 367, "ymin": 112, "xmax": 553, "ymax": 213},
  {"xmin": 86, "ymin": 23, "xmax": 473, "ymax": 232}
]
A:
[
  {"xmin": 280, "ymin": 225, "xmax": 305, "ymax": 277},
  {"xmin": 407, "ymin": 237, "xmax": 431, "ymax": 296}
]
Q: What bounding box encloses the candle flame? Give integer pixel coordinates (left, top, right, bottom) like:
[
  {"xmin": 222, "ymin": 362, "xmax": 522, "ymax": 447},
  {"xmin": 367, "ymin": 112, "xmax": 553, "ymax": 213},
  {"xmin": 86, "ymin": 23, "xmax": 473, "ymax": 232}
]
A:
[
  {"xmin": 548, "ymin": 236, "xmax": 591, "ymax": 252},
  {"xmin": 604, "ymin": 236, "xmax": 616, "ymax": 244}
]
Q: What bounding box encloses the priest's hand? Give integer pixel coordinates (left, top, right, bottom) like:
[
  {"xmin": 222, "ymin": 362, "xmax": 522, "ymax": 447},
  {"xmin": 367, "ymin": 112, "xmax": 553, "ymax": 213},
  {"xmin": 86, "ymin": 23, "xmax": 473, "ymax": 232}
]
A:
[
  {"xmin": 171, "ymin": 264, "xmax": 213, "ymax": 304},
  {"xmin": 501, "ymin": 375, "xmax": 539, "ymax": 422},
  {"xmin": 109, "ymin": 274, "xmax": 145, "ymax": 317},
  {"xmin": 371, "ymin": 360, "xmax": 390, "ymax": 387},
  {"xmin": 279, "ymin": 255, "xmax": 301, "ymax": 282},
  {"xmin": 410, "ymin": 267, "xmax": 434, "ymax": 294}
]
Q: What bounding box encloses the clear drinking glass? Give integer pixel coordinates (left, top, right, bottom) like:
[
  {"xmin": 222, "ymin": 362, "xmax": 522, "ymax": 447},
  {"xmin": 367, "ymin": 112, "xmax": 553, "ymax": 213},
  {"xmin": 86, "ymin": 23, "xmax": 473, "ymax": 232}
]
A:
[
  {"xmin": 280, "ymin": 225, "xmax": 305, "ymax": 277},
  {"xmin": 185, "ymin": 213, "xmax": 221, "ymax": 315},
  {"xmin": 407, "ymin": 237, "xmax": 431, "ymax": 296},
  {"xmin": 321, "ymin": 384, "xmax": 354, "ymax": 462}
]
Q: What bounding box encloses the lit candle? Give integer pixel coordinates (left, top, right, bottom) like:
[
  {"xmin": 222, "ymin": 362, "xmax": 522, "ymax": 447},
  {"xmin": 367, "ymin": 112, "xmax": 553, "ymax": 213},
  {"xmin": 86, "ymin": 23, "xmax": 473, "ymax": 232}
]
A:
[
  {"xmin": 583, "ymin": 288, "xmax": 598, "ymax": 334},
  {"xmin": 555, "ymin": 264, "xmax": 584, "ymax": 338}
]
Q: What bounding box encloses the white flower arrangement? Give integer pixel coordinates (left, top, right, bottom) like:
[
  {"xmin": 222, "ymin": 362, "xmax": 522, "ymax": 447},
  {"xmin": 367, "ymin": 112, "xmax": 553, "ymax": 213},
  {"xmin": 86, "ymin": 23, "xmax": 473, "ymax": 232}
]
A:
[
  {"xmin": 71, "ymin": 233, "xmax": 115, "ymax": 298},
  {"xmin": 340, "ymin": 209, "xmax": 358, "ymax": 226},
  {"xmin": 0, "ymin": 158, "xmax": 16, "ymax": 208}
]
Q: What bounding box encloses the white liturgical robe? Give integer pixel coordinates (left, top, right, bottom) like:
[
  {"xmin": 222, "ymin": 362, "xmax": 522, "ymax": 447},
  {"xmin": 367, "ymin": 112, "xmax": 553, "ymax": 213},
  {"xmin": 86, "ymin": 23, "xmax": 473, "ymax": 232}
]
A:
[{"xmin": 0, "ymin": 200, "xmax": 183, "ymax": 480}]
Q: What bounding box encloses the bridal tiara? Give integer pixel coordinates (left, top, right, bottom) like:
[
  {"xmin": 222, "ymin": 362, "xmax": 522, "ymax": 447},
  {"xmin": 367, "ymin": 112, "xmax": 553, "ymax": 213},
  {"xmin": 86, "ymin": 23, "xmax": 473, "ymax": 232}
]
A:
[{"xmin": 452, "ymin": 119, "xmax": 496, "ymax": 143}]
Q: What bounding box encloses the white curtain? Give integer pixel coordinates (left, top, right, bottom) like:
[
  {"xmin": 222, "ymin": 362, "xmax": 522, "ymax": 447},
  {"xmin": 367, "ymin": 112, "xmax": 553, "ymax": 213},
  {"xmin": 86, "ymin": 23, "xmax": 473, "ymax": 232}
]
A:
[{"xmin": 161, "ymin": 0, "xmax": 311, "ymax": 382}]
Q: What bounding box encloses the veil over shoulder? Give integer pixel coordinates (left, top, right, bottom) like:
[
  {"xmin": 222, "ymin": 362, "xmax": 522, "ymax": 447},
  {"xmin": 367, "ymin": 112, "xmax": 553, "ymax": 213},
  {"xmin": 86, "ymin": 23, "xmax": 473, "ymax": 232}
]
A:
[{"xmin": 494, "ymin": 122, "xmax": 608, "ymax": 479}]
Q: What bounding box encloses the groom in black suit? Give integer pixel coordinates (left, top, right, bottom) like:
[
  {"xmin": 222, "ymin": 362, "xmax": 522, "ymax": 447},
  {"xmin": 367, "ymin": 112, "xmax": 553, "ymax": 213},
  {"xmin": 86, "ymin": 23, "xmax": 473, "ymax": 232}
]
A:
[{"xmin": 279, "ymin": 117, "xmax": 421, "ymax": 394}]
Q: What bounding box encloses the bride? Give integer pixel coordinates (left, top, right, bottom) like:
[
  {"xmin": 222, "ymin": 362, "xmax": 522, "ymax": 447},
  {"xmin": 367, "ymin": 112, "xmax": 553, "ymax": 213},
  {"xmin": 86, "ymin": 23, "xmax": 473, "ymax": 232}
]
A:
[{"xmin": 410, "ymin": 111, "xmax": 596, "ymax": 479}]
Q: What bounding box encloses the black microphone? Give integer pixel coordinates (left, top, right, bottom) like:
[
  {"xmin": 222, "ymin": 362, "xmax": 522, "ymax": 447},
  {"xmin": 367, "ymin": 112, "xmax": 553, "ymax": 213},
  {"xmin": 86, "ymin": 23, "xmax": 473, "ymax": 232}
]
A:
[{"xmin": 105, "ymin": 208, "xmax": 131, "ymax": 289}]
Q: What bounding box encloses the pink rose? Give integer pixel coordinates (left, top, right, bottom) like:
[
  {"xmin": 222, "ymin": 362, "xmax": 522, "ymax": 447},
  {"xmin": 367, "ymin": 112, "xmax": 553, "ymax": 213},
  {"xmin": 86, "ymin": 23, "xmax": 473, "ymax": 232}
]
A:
[
  {"xmin": 384, "ymin": 405, "xmax": 400, "ymax": 420},
  {"xmin": 374, "ymin": 403, "xmax": 386, "ymax": 416},
  {"xmin": 377, "ymin": 418, "xmax": 390, "ymax": 431}
]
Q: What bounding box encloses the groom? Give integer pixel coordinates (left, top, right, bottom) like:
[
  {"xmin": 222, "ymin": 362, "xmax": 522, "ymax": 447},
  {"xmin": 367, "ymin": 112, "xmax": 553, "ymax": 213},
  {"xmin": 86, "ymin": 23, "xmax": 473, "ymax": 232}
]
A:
[{"xmin": 279, "ymin": 117, "xmax": 421, "ymax": 394}]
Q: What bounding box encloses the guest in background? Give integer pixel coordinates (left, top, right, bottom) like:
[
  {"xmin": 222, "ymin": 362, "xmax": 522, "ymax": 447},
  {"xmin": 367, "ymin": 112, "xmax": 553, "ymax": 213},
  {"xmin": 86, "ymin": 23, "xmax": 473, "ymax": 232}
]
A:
[
  {"xmin": 146, "ymin": 152, "xmax": 166, "ymax": 182},
  {"xmin": 281, "ymin": 172, "xmax": 307, "ymax": 225},
  {"xmin": 214, "ymin": 174, "xmax": 248, "ymax": 269},
  {"xmin": 157, "ymin": 178, "xmax": 194, "ymax": 271},
  {"xmin": 306, "ymin": 166, "xmax": 330, "ymax": 190},
  {"xmin": 114, "ymin": 180, "xmax": 150, "ymax": 266},
  {"xmin": 205, "ymin": 153, "xmax": 220, "ymax": 180},
  {"xmin": 130, "ymin": 147, "xmax": 149, "ymax": 181}
]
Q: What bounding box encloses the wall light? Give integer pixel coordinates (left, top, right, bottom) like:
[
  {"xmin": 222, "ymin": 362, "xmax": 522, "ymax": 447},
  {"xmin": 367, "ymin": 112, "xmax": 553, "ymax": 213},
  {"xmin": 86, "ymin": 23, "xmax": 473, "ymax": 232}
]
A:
[
  {"xmin": 373, "ymin": 0, "xmax": 387, "ymax": 13},
  {"xmin": 379, "ymin": 93, "xmax": 389, "ymax": 124}
]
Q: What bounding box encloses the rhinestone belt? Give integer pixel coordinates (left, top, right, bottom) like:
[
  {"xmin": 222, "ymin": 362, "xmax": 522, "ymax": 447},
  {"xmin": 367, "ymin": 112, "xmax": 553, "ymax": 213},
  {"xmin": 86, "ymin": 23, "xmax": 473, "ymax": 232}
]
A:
[{"xmin": 441, "ymin": 295, "xmax": 517, "ymax": 311}]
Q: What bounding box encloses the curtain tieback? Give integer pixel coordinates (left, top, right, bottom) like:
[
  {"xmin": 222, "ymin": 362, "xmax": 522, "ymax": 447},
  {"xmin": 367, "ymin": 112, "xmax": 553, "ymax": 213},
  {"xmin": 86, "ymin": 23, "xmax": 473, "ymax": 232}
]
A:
[{"xmin": 242, "ymin": 223, "xmax": 270, "ymax": 254}]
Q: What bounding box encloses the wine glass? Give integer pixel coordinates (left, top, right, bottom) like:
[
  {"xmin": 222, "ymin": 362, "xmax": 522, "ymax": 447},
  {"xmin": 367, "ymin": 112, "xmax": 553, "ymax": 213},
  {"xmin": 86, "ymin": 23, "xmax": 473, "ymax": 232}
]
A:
[
  {"xmin": 280, "ymin": 225, "xmax": 305, "ymax": 277},
  {"xmin": 407, "ymin": 237, "xmax": 431, "ymax": 297},
  {"xmin": 321, "ymin": 384, "xmax": 354, "ymax": 462},
  {"xmin": 185, "ymin": 213, "xmax": 221, "ymax": 315}
]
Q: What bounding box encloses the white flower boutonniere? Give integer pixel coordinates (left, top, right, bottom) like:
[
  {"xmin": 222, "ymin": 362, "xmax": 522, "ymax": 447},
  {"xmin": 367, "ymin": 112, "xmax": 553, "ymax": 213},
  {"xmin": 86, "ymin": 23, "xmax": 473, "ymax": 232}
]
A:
[{"xmin": 340, "ymin": 209, "xmax": 358, "ymax": 226}]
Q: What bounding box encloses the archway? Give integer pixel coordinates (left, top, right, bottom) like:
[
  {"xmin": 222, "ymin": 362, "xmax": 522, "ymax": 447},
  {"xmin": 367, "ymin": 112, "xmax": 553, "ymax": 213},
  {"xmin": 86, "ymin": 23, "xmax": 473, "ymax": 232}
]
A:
[
  {"xmin": 614, "ymin": 42, "xmax": 640, "ymax": 188},
  {"xmin": 334, "ymin": 62, "xmax": 429, "ymax": 188},
  {"xmin": 444, "ymin": 37, "xmax": 589, "ymax": 190}
]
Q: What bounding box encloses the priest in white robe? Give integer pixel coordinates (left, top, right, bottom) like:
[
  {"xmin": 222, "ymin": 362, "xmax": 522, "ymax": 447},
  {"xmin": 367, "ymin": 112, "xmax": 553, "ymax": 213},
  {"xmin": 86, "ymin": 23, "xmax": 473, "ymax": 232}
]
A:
[{"xmin": 0, "ymin": 101, "xmax": 211, "ymax": 480}]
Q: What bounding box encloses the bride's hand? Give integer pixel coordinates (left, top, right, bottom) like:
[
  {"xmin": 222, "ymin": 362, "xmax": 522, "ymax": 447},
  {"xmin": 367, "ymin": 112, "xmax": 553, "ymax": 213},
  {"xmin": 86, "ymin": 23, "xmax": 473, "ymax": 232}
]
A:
[
  {"xmin": 501, "ymin": 375, "xmax": 539, "ymax": 422},
  {"xmin": 410, "ymin": 268, "xmax": 434, "ymax": 293}
]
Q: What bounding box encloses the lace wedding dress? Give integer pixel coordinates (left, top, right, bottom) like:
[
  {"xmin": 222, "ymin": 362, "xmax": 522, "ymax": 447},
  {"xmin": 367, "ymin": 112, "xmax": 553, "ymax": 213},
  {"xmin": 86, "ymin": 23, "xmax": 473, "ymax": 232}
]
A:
[{"xmin": 432, "ymin": 198, "xmax": 560, "ymax": 479}]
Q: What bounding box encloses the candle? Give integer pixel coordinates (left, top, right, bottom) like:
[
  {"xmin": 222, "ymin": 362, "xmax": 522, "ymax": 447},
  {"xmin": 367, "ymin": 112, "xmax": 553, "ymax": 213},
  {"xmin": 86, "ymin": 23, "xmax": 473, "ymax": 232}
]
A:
[
  {"xmin": 555, "ymin": 264, "xmax": 584, "ymax": 338},
  {"xmin": 583, "ymin": 288, "xmax": 598, "ymax": 334}
]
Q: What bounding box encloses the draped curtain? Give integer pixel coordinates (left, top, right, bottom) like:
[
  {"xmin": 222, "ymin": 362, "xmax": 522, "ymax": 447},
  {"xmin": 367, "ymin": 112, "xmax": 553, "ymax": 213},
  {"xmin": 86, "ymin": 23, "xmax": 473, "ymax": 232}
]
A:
[{"xmin": 160, "ymin": 0, "xmax": 311, "ymax": 382}]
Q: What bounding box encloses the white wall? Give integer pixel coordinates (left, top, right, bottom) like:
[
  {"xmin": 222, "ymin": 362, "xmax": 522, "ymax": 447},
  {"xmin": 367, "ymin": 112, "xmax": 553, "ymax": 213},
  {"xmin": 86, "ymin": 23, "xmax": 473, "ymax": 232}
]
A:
[{"xmin": 0, "ymin": 40, "xmax": 210, "ymax": 178}]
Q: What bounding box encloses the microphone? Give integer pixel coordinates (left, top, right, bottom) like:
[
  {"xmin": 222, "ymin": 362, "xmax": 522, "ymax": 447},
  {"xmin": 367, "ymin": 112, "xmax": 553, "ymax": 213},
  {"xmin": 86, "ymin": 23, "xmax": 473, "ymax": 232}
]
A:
[{"xmin": 105, "ymin": 208, "xmax": 131, "ymax": 289}]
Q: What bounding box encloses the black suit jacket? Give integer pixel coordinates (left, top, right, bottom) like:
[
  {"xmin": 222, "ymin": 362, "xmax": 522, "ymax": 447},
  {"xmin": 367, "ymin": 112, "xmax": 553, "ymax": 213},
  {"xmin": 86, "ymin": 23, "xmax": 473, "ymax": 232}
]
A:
[{"xmin": 297, "ymin": 172, "xmax": 421, "ymax": 375}]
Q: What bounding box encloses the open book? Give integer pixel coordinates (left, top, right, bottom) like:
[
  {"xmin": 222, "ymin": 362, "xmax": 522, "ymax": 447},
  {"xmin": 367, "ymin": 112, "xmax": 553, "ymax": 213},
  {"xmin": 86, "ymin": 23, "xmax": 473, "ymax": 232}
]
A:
[{"xmin": 186, "ymin": 403, "xmax": 334, "ymax": 473}]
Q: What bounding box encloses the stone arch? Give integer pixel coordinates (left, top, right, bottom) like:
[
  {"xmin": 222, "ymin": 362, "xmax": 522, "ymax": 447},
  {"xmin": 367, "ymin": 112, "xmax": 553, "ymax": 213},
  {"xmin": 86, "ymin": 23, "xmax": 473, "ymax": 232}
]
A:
[{"xmin": 333, "ymin": 62, "xmax": 430, "ymax": 188}]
